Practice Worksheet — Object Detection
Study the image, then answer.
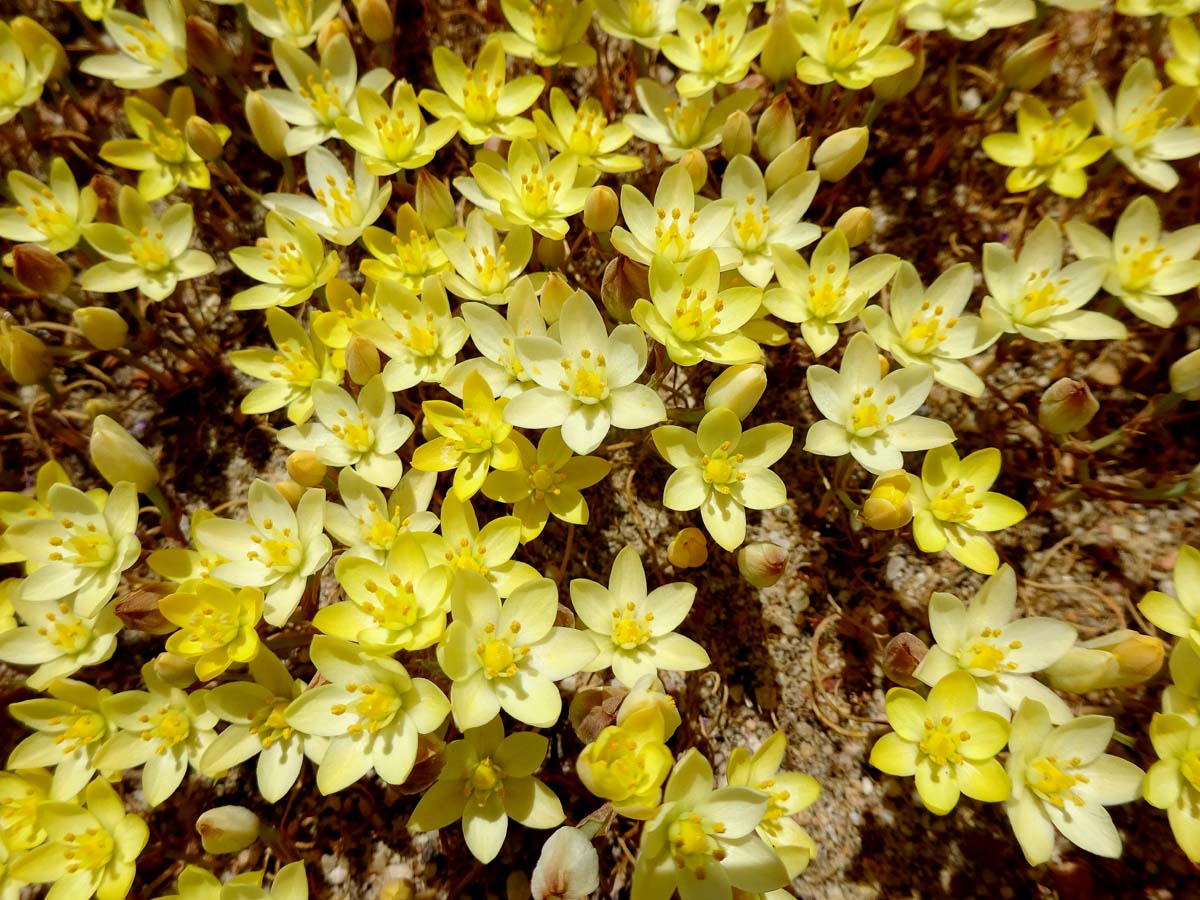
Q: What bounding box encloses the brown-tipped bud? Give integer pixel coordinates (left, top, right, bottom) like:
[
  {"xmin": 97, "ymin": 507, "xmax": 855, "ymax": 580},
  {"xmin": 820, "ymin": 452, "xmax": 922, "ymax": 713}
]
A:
[
  {"xmin": 1002, "ymin": 33, "xmax": 1060, "ymax": 92},
  {"xmin": 12, "ymin": 17, "xmax": 68, "ymax": 80},
  {"xmin": 12, "ymin": 244, "xmax": 72, "ymax": 294},
  {"xmin": 680, "ymin": 149, "xmax": 708, "ymax": 191},
  {"xmin": 273, "ymin": 479, "xmax": 305, "ymax": 507},
  {"xmin": 1044, "ymin": 630, "xmax": 1164, "ymax": 693},
  {"xmin": 416, "ymin": 170, "xmax": 457, "ymax": 232},
  {"xmin": 882, "ymin": 633, "xmax": 928, "ymax": 687},
  {"xmin": 763, "ymin": 137, "xmax": 811, "ymax": 193},
  {"xmin": 814, "ymin": 127, "xmax": 869, "ymax": 182},
  {"xmin": 345, "ymin": 334, "xmax": 381, "ymax": 385},
  {"xmin": 196, "ymin": 806, "xmax": 261, "ymax": 854},
  {"xmin": 0, "ymin": 321, "xmax": 52, "ymax": 386},
  {"xmin": 568, "ymin": 685, "xmax": 628, "ymax": 744},
  {"xmin": 872, "ymin": 37, "xmax": 924, "ymax": 101},
  {"xmin": 354, "ymin": 0, "xmax": 394, "ymax": 42},
  {"xmin": 667, "ymin": 527, "xmax": 708, "ymax": 569},
  {"xmin": 1039, "ymin": 378, "xmax": 1099, "ymax": 434},
  {"xmin": 537, "ymin": 236, "xmax": 567, "ymax": 269},
  {"xmin": 185, "ymin": 116, "xmax": 225, "ymax": 162},
  {"xmin": 755, "ymin": 95, "xmax": 796, "ymax": 162},
  {"xmin": 1170, "ymin": 348, "xmax": 1200, "ymax": 400},
  {"xmin": 737, "ymin": 542, "xmax": 788, "ymax": 588},
  {"xmin": 835, "ymin": 207, "xmax": 874, "ymax": 248},
  {"xmin": 73, "ymin": 308, "xmax": 128, "ymax": 351},
  {"xmin": 90, "ymin": 174, "xmax": 122, "ymax": 223},
  {"xmin": 286, "ymin": 450, "xmax": 327, "ymax": 488},
  {"xmin": 583, "ymin": 185, "xmax": 619, "ymax": 233},
  {"xmin": 185, "ymin": 16, "xmax": 233, "ymax": 76},
  {"xmin": 392, "ymin": 734, "xmax": 444, "ymax": 795},
  {"xmin": 760, "ymin": 0, "xmax": 802, "ymax": 85},
  {"xmin": 721, "ymin": 109, "xmax": 753, "ymax": 161},
  {"xmin": 704, "ymin": 363, "xmax": 766, "ymax": 419},
  {"xmin": 245, "ymin": 90, "xmax": 290, "ymax": 161},
  {"xmin": 91, "ymin": 415, "xmax": 159, "ymax": 491},
  {"xmin": 153, "ymin": 650, "xmax": 197, "ymax": 688},
  {"xmin": 317, "ymin": 18, "xmax": 351, "ymax": 55},
  {"xmin": 539, "ymin": 274, "xmax": 572, "ymax": 325},
  {"xmin": 115, "ymin": 586, "xmax": 175, "ymax": 635},
  {"xmin": 601, "ymin": 256, "xmax": 649, "ymax": 325},
  {"xmin": 860, "ymin": 469, "xmax": 913, "ymax": 530}
]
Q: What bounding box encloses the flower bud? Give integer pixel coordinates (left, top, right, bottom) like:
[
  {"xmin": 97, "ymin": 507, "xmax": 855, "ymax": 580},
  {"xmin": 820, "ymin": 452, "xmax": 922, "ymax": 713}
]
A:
[
  {"xmin": 153, "ymin": 651, "xmax": 197, "ymax": 688},
  {"xmin": 1044, "ymin": 630, "xmax": 1164, "ymax": 693},
  {"xmin": 882, "ymin": 633, "xmax": 928, "ymax": 687},
  {"xmin": 760, "ymin": 0, "xmax": 801, "ymax": 85},
  {"xmin": 537, "ymin": 236, "xmax": 567, "ymax": 269},
  {"xmin": 317, "ymin": 18, "xmax": 351, "ymax": 55},
  {"xmin": 2, "ymin": 321, "xmax": 54, "ymax": 386},
  {"xmin": 90, "ymin": 174, "xmax": 122, "ymax": 223},
  {"xmin": 83, "ymin": 397, "xmax": 118, "ymax": 419},
  {"xmin": 539, "ymin": 274, "xmax": 573, "ymax": 325},
  {"xmin": 680, "ymin": 149, "xmax": 708, "ymax": 191},
  {"xmin": 755, "ymin": 95, "xmax": 796, "ymax": 162},
  {"xmin": 600, "ymin": 256, "xmax": 649, "ymax": 325},
  {"xmin": 872, "ymin": 37, "xmax": 924, "ymax": 101},
  {"xmin": 667, "ymin": 527, "xmax": 708, "ymax": 568},
  {"xmin": 1039, "ymin": 378, "xmax": 1099, "ymax": 434},
  {"xmin": 273, "ymin": 479, "xmax": 305, "ymax": 507},
  {"xmin": 186, "ymin": 17, "xmax": 233, "ymax": 76},
  {"xmin": 835, "ymin": 207, "xmax": 874, "ymax": 248},
  {"xmin": 737, "ymin": 541, "xmax": 787, "ymax": 588},
  {"xmin": 860, "ymin": 469, "xmax": 913, "ymax": 530},
  {"xmin": 245, "ymin": 90, "xmax": 290, "ymax": 161},
  {"xmin": 721, "ymin": 109, "xmax": 753, "ymax": 161},
  {"xmin": 196, "ymin": 806, "xmax": 261, "ymax": 854},
  {"xmin": 1170, "ymin": 348, "xmax": 1200, "ymax": 400},
  {"xmin": 345, "ymin": 334, "xmax": 381, "ymax": 385},
  {"xmin": 185, "ymin": 116, "xmax": 225, "ymax": 162},
  {"xmin": 583, "ymin": 184, "xmax": 618, "ymax": 233},
  {"xmin": 90, "ymin": 415, "xmax": 159, "ymax": 492},
  {"xmin": 568, "ymin": 685, "xmax": 627, "ymax": 743},
  {"xmin": 416, "ymin": 171, "xmax": 457, "ymax": 232},
  {"xmin": 704, "ymin": 362, "xmax": 766, "ymax": 419},
  {"xmin": 531, "ymin": 827, "xmax": 600, "ymax": 900},
  {"xmin": 287, "ymin": 450, "xmax": 327, "ymax": 488},
  {"xmin": 12, "ymin": 17, "xmax": 68, "ymax": 80},
  {"xmin": 617, "ymin": 675, "xmax": 681, "ymax": 739},
  {"xmin": 115, "ymin": 586, "xmax": 175, "ymax": 635},
  {"xmin": 12, "ymin": 243, "xmax": 73, "ymax": 294},
  {"xmin": 355, "ymin": 0, "xmax": 394, "ymax": 42},
  {"xmin": 1002, "ymin": 33, "xmax": 1060, "ymax": 92},
  {"xmin": 813, "ymin": 127, "xmax": 869, "ymax": 182},
  {"xmin": 763, "ymin": 137, "xmax": 811, "ymax": 193},
  {"xmin": 73, "ymin": 307, "xmax": 128, "ymax": 351}
]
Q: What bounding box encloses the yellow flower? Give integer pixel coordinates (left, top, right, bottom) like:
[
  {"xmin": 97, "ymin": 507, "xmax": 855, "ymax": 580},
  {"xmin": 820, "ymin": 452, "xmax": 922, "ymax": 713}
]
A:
[
  {"xmin": 662, "ymin": 1, "xmax": 768, "ymax": 97},
  {"xmin": 160, "ymin": 583, "xmax": 265, "ymax": 682},
  {"xmin": 79, "ymin": 0, "xmax": 188, "ymax": 89},
  {"xmin": 229, "ymin": 211, "xmax": 340, "ymax": 311},
  {"xmin": 0, "ymin": 157, "xmax": 97, "ymax": 256},
  {"xmin": 1167, "ymin": 17, "xmax": 1200, "ymax": 88},
  {"xmin": 1139, "ymin": 544, "xmax": 1200, "ymax": 654},
  {"xmin": 1145, "ymin": 712, "xmax": 1200, "ymax": 861},
  {"xmin": 793, "ymin": 0, "xmax": 914, "ymax": 90},
  {"xmin": 336, "ymin": 81, "xmax": 457, "ymax": 175},
  {"xmin": 244, "ymin": 0, "xmax": 341, "ymax": 47},
  {"xmin": 577, "ymin": 706, "xmax": 674, "ymax": 818},
  {"xmin": 0, "ymin": 18, "xmax": 57, "ymax": 125},
  {"xmin": 534, "ymin": 88, "xmax": 641, "ymax": 174},
  {"xmin": 359, "ymin": 203, "xmax": 450, "ymax": 292},
  {"xmin": 500, "ymin": 0, "xmax": 597, "ymax": 66},
  {"xmin": 624, "ymin": 79, "xmax": 757, "ymax": 160}
]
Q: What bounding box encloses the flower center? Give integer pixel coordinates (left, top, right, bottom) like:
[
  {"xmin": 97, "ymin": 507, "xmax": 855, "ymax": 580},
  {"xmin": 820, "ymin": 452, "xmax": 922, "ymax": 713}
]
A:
[
  {"xmin": 1119, "ymin": 235, "xmax": 1168, "ymax": 291},
  {"xmin": 611, "ymin": 601, "xmax": 654, "ymax": 648},
  {"xmin": 919, "ymin": 716, "xmax": 969, "ymax": 767},
  {"xmin": 529, "ymin": 0, "xmax": 569, "ymax": 51},
  {"xmin": 671, "ymin": 285, "xmax": 722, "ymax": 343},
  {"xmin": 1017, "ymin": 270, "xmax": 1069, "ymax": 323},
  {"xmin": 258, "ymin": 237, "xmax": 313, "ymax": 285},
  {"xmin": 51, "ymin": 708, "xmax": 108, "ymax": 753},
  {"xmin": 517, "ymin": 161, "xmax": 560, "ymax": 219},
  {"xmin": 357, "ymin": 575, "xmax": 419, "ymax": 629},
  {"xmin": 247, "ymin": 518, "xmax": 301, "ymax": 570},
  {"xmin": 1028, "ymin": 755, "xmax": 1087, "ymax": 808},
  {"xmin": 0, "ymin": 779, "xmax": 44, "ymax": 848},
  {"xmin": 16, "ymin": 188, "xmax": 77, "ymax": 241},
  {"xmin": 931, "ymin": 478, "xmax": 984, "ymax": 523},
  {"xmin": 470, "ymin": 758, "xmax": 503, "ymax": 794},
  {"xmin": 268, "ymin": 342, "xmax": 321, "ymax": 385},
  {"xmin": 61, "ymin": 825, "xmax": 115, "ymax": 875},
  {"xmin": 462, "ymin": 68, "xmax": 500, "ymax": 123},
  {"xmin": 330, "ymin": 406, "xmax": 374, "ymax": 452},
  {"xmin": 826, "ymin": 16, "xmax": 867, "ymax": 71},
  {"xmin": 331, "ymin": 682, "xmax": 400, "ymax": 736},
  {"xmin": 249, "ymin": 699, "xmax": 295, "ymax": 748},
  {"xmin": 120, "ymin": 21, "xmax": 171, "ymax": 65},
  {"xmin": 45, "ymin": 514, "xmax": 116, "ymax": 569},
  {"xmin": 297, "ymin": 70, "xmax": 347, "ymax": 125},
  {"xmin": 903, "ymin": 301, "xmax": 959, "ymax": 354},
  {"xmin": 37, "ymin": 603, "xmax": 94, "ymax": 653},
  {"xmin": 469, "ymin": 243, "xmax": 511, "ymax": 292},
  {"xmin": 957, "ymin": 628, "xmax": 1022, "ymax": 673},
  {"xmin": 848, "ymin": 387, "xmax": 895, "ymax": 436},
  {"xmin": 125, "ymin": 228, "xmax": 171, "ymax": 272},
  {"xmin": 314, "ymin": 174, "xmax": 363, "ymax": 227},
  {"xmin": 146, "ymin": 707, "xmax": 191, "ymax": 751},
  {"xmin": 700, "ymin": 443, "xmax": 744, "ymax": 493},
  {"xmin": 1121, "ymin": 97, "xmax": 1177, "ymax": 148},
  {"xmin": 652, "ymin": 205, "xmax": 698, "ymax": 260},
  {"xmin": 568, "ymin": 107, "xmax": 606, "ymax": 155},
  {"xmin": 696, "ymin": 20, "xmax": 734, "ymax": 74},
  {"xmin": 667, "ymin": 813, "xmax": 728, "ymax": 880},
  {"xmin": 182, "ymin": 603, "xmax": 240, "ymax": 651},
  {"xmin": 477, "ymin": 621, "xmax": 529, "ymax": 678}
]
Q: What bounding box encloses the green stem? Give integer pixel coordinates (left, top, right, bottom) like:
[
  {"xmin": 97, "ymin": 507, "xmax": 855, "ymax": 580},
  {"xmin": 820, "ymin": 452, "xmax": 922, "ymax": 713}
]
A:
[
  {"xmin": 146, "ymin": 484, "xmax": 183, "ymax": 542},
  {"xmin": 1086, "ymin": 392, "xmax": 1182, "ymax": 453},
  {"xmin": 974, "ymin": 85, "xmax": 1012, "ymax": 120}
]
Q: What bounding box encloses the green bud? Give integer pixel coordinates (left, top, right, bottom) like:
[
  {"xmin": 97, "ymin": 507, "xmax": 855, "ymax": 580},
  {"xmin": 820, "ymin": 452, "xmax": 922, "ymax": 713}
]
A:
[
  {"xmin": 539, "ymin": 273, "xmax": 573, "ymax": 325},
  {"xmin": 755, "ymin": 95, "xmax": 796, "ymax": 162},
  {"xmin": 764, "ymin": 137, "xmax": 811, "ymax": 193},
  {"xmin": 245, "ymin": 91, "xmax": 290, "ymax": 161},
  {"xmin": 721, "ymin": 109, "xmax": 753, "ymax": 161},
  {"xmin": 537, "ymin": 236, "xmax": 568, "ymax": 269},
  {"xmin": 737, "ymin": 542, "xmax": 788, "ymax": 588},
  {"xmin": 813, "ymin": 127, "xmax": 869, "ymax": 182},
  {"xmin": 759, "ymin": 0, "xmax": 802, "ymax": 85},
  {"xmin": 196, "ymin": 806, "xmax": 261, "ymax": 854},
  {"xmin": 1170, "ymin": 348, "xmax": 1200, "ymax": 399},
  {"xmin": 345, "ymin": 334, "xmax": 381, "ymax": 385},
  {"xmin": 1002, "ymin": 33, "xmax": 1060, "ymax": 92},
  {"xmin": 1038, "ymin": 378, "xmax": 1099, "ymax": 434},
  {"xmin": 583, "ymin": 185, "xmax": 619, "ymax": 233},
  {"xmin": 416, "ymin": 170, "xmax": 457, "ymax": 232},
  {"xmin": 704, "ymin": 363, "xmax": 766, "ymax": 419},
  {"xmin": 73, "ymin": 307, "xmax": 129, "ymax": 351},
  {"xmin": 835, "ymin": 207, "xmax": 874, "ymax": 248},
  {"xmin": 680, "ymin": 148, "xmax": 708, "ymax": 191},
  {"xmin": 0, "ymin": 320, "xmax": 52, "ymax": 386},
  {"xmin": 317, "ymin": 18, "xmax": 351, "ymax": 55},
  {"xmin": 90, "ymin": 415, "xmax": 159, "ymax": 492},
  {"xmin": 185, "ymin": 115, "xmax": 225, "ymax": 162},
  {"xmin": 872, "ymin": 37, "xmax": 924, "ymax": 101},
  {"xmin": 1044, "ymin": 630, "xmax": 1164, "ymax": 693},
  {"xmin": 286, "ymin": 450, "xmax": 327, "ymax": 488},
  {"xmin": 273, "ymin": 479, "xmax": 305, "ymax": 508},
  {"xmin": 354, "ymin": 0, "xmax": 394, "ymax": 42}
]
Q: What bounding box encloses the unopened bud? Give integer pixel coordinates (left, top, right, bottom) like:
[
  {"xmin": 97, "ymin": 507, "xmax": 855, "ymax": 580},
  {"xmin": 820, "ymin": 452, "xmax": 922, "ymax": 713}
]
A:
[
  {"xmin": 90, "ymin": 174, "xmax": 122, "ymax": 223},
  {"xmin": 355, "ymin": 0, "xmax": 394, "ymax": 42},
  {"xmin": 600, "ymin": 256, "xmax": 649, "ymax": 325},
  {"xmin": 273, "ymin": 479, "xmax": 305, "ymax": 507},
  {"xmin": 73, "ymin": 308, "xmax": 128, "ymax": 351},
  {"xmin": 755, "ymin": 95, "xmax": 796, "ymax": 162},
  {"xmin": 568, "ymin": 684, "xmax": 628, "ymax": 743},
  {"xmin": 667, "ymin": 527, "xmax": 708, "ymax": 568},
  {"xmin": 531, "ymin": 827, "xmax": 600, "ymax": 900},
  {"xmin": 2, "ymin": 325, "xmax": 55, "ymax": 386},
  {"xmin": 1039, "ymin": 378, "xmax": 1099, "ymax": 434},
  {"xmin": 721, "ymin": 109, "xmax": 753, "ymax": 161},
  {"xmin": 90, "ymin": 415, "xmax": 159, "ymax": 492},
  {"xmin": 616, "ymin": 676, "xmax": 681, "ymax": 738},
  {"xmin": 835, "ymin": 207, "xmax": 874, "ymax": 248},
  {"xmin": 317, "ymin": 18, "xmax": 351, "ymax": 55},
  {"xmin": 12, "ymin": 17, "xmax": 68, "ymax": 80},
  {"xmin": 539, "ymin": 274, "xmax": 573, "ymax": 324},
  {"xmin": 704, "ymin": 362, "xmax": 766, "ymax": 419},
  {"xmin": 416, "ymin": 170, "xmax": 457, "ymax": 232},
  {"xmin": 764, "ymin": 137, "xmax": 811, "ymax": 193},
  {"xmin": 1170, "ymin": 348, "xmax": 1200, "ymax": 400},
  {"xmin": 679, "ymin": 149, "xmax": 708, "ymax": 191},
  {"xmin": 882, "ymin": 633, "xmax": 928, "ymax": 687},
  {"xmin": 286, "ymin": 450, "xmax": 327, "ymax": 488},
  {"xmin": 1002, "ymin": 33, "xmax": 1060, "ymax": 92},
  {"xmin": 185, "ymin": 17, "xmax": 233, "ymax": 76},
  {"xmin": 345, "ymin": 334, "xmax": 381, "ymax": 384},
  {"xmin": 737, "ymin": 541, "xmax": 788, "ymax": 588},
  {"xmin": 185, "ymin": 116, "xmax": 225, "ymax": 162},
  {"xmin": 583, "ymin": 185, "xmax": 619, "ymax": 233},
  {"xmin": 196, "ymin": 806, "xmax": 261, "ymax": 854},
  {"xmin": 861, "ymin": 469, "xmax": 912, "ymax": 530},
  {"xmin": 245, "ymin": 91, "xmax": 290, "ymax": 161},
  {"xmin": 872, "ymin": 37, "xmax": 924, "ymax": 101},
  {"xmin": 153, "ymin": 650, "xmax": 197, "ymax": 688},
  {"xmin": 537, "ymin": 236, "xmax": 567, "ymax": 269},
  {"xmin": 115, "ymin": 586, "xmax": 174, "ymax": 635},
  {"xmin": 1044, "ymin": 630, "xmax": 1164, "ymax": 693},
  {"xmin": 12, "ymin": 244, "xmax": 72, "ymax": 294},
  {"xmin": 814, "ymin": 127, "xmax": 869, "ymax": 182},
  {"xmin": 760, "ymin": 0, "xmax": 801, "ymax": 85}
]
